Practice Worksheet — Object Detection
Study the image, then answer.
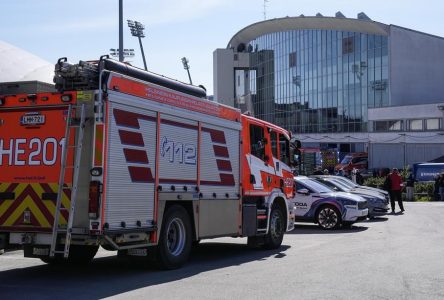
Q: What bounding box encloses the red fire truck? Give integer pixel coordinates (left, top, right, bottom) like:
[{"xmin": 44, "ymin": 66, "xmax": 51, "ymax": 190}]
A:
[{"xmin": 0, "ymin": 57, "xmax": 297, "ymax": 269}]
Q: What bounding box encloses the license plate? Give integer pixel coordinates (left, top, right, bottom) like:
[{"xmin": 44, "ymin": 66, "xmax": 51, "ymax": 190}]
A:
[
  {"xmin": 127, "ymin": 248, "xmax": 148, "ymax": 257},
  {"xmin": 20, "ymin": 113, "xmax": 45, "ymax": 126},
  {"xmin": 32, "ymin": 247, "xmax": 49, "ymax": 256}
]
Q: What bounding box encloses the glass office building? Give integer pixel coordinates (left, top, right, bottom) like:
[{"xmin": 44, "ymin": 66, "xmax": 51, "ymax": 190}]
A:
[
  {"xmin": 246, "ymin": 29, "xmax": 388, "ymax": 134},
  {"xmin": 214, "ymin": 14, "xmax": 444, "ymax": 168}
]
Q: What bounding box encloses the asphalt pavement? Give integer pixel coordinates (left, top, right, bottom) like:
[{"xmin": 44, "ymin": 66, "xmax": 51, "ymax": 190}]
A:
[{"xmin": 1, "ymin": 202, "xmax": 443, "ymax": 300}]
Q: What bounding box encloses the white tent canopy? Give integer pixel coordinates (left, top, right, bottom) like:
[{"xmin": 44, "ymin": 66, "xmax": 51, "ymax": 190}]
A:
[{"xmin": 0, "ymin": 40, "xmax": 53, "ymax": 83}]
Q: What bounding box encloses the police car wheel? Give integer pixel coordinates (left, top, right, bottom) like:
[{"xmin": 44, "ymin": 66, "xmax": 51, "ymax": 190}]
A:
[{"xmin": 317, "ymin": 206, "xmax": 340, "ymax": 230}]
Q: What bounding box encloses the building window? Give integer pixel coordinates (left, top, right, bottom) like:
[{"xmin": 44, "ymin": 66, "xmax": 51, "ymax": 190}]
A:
[
  {"xmin": 373, "ymin": 120, "xmax": 403, "ymax": 132},
  {"xmin": 409, "ymin": 119, "xmax": 423, "ymax": 131},
  {"xmin": 289, "ymin": 52, "xmax": 297, "ymax": 67},
  {"xmin": 342, "ymin": 37, "xmax": 354, "ymax": 54},
  {"xmin": 425, "ymin": 118, "xmax": 440, "ymax": 130}
]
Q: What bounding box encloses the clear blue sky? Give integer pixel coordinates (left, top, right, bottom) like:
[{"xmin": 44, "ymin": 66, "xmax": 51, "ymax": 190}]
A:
[{"xmin": 1, "ymin": 0, "xmax": 443, "ymax": 95}]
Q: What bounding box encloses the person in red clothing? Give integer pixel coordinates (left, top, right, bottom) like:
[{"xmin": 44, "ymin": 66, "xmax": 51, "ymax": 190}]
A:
[{"xmin": 389, "ymin": 168, "xmax": 405, "ymax": 213}]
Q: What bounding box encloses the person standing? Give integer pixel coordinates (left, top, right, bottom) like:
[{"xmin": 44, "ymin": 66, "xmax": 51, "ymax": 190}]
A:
[
  {"xmin": 383, "ymin": 173, "xmax": 391, "ymax": 192},
  {"xmin": 389, "ymin": 168, "xmax": 405, "ymax": 213},
  {"xmin": 313, "ymin": 167, "xmax": 324, "ymax": 175},
  {"xmin": 405, "ymin": 172, "xmax": 415, "ymax": 201},
  {"xmin": 351, "ymin": 168, "xmax": 357, "ymax": 183},
  {"xmin": 356, "ymin": 170, "xmax": 364, "ymax": 185}
]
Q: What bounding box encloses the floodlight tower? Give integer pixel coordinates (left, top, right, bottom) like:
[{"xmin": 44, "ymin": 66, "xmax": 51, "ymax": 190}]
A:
[
  {"xmin": 127, "ymin": 20, "xmax": 147, "ymax": 70},
  {"xmin": 181, "ymin": 57, "xmax": 193, "ymax": 85},
  {"xmin": 109, "ymin": 48, "xmax": 135, "ymax": 61}
]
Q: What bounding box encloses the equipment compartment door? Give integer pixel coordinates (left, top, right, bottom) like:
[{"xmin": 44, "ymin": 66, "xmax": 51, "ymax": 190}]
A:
[
  {"xmin": 158, "ymin": 114, "xmax": 198, "ymax": 190},
  {"xmin": 198, "ymin": 124, "xmax": 240, "ymax": 237},
  {"xmin": 104, "ymin": 101, "xmax": 157, "ymax": 230}
]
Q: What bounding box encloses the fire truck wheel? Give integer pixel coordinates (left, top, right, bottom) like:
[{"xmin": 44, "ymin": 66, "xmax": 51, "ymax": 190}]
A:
[
  {"xmin": 68, "ymin": 245, "xmax": 99, "ymax": 264},
  {"xmin": 39, "ymin": 245, "xmax": 98, "ymax": 265},
  {"xmin": 156, "ymin": 205, "xmax": 192, "ymax": 270},
  {"xmin": 262, "ymin": 204, "xmax": 285, "ymax": 250},
  {"xmin": 40, "ymin": 256, "xmax": 63, "ymax": 265}
]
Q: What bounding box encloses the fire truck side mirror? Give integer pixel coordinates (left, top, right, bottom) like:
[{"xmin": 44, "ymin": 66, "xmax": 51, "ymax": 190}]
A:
[
  {"xmin": 293, "ymin": 139, "xmax": 302, "ymax": 149},
  {"xmin": 290, "ymin": 139, "xmax": 302, "ymax": 167}
]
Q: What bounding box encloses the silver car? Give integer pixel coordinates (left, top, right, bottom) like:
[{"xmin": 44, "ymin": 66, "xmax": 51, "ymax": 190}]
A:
[{"xmin": 328, "ymin": 175, "xmax": 390, "ymax": 198}]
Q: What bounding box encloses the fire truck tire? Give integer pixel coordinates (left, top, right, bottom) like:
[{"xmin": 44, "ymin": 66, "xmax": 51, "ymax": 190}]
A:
[
  {"xmin": 68, "ymin": 245, "xmax": 99, "ymax": 264},
  {"xmin": 155, "ymin": 205, "xmax": 192, "ymax": 270},
  {"xmin": 40, "ymin": 256, "xmax": 64, "ymax": 265},
  {"xmin": 101, "ymin": 244, "xmax": 115, "ymax": 251},
  {"xmin": 39, "ymin": 245, "xmax": 98, "ymax": 265},
  {"xmin": 262, "ymin": 204, "xmax": 285, "ymax": 250}
]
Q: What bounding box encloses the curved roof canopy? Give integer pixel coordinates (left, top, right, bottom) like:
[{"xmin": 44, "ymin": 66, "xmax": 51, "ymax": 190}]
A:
[
  {"xmin": 0, "ymin": 40, "xmax": 53, "ymax": 83},
  {"xmin": 228, "ymin": 16, "xmax": 389, "ymax": 49}
]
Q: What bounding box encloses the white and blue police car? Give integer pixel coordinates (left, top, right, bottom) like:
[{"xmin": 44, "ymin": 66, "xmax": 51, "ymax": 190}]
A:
[{"xmin": 293, "ymin": 176, "xmax": 368, "ymax": 229}]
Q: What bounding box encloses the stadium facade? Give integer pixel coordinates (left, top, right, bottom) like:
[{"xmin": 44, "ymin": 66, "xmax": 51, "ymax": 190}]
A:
[{"xmin": 213, "ymin": 13, "xmax": 444, "ymax": 169}]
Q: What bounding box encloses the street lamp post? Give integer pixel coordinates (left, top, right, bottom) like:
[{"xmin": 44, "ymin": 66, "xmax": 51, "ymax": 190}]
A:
[
  {"xmin": 119, "ymin": 0, "xmax": 124, "ymax": 62},
  {"xmin": 127, "ymin": 20, "xmax": 147, "ymax": 70}
]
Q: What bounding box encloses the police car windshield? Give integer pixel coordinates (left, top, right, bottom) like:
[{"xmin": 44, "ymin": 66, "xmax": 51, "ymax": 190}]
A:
[{"xmin": 299, "ymin": 178, "xmax": 333, "ymax": 193}]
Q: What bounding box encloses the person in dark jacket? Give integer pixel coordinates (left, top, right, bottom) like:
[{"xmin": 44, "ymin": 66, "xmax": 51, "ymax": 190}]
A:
[
  {"xmin": 389, "ymin": 168, "xmax": 404, "ymax": 213},
  {"xmin": 356, "ymin": 170, "xmax": 364, "ymax": 185},
  {"xmin": 383, "ymin": 174, "xmax": 391, "ymax": 192},
  {"xmin": 313, "ymin": 167, "xmax": 324, "ymax": 175}
]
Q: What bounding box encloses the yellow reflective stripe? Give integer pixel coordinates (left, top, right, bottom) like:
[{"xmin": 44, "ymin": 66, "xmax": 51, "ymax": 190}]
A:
[
  {"xmin": 0, "ymin": 183, "xmax": 70, "ymax": 227},
  {"xmin": 0, "ymin": 199, "xmax": 13, "ymax": 217},
  {"xmin": 4, "ymin": 196, "xmax": 51, "ymax": 227},
  {"xmin": 0, "ymin": 184, "xmax": 7, "ymax": 192},
  {"xmin": 0, "ymin": 184, "xmax": 25, "ymax": 219}
]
